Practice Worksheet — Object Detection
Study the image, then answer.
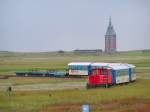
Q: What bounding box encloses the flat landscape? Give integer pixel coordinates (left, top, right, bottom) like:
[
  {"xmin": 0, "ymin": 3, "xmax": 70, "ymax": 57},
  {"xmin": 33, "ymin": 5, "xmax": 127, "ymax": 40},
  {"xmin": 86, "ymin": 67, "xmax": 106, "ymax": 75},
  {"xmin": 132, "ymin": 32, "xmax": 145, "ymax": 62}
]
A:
[{"xmin": 0, "ymin": 51, "xmax": 150, "ymax": 112}]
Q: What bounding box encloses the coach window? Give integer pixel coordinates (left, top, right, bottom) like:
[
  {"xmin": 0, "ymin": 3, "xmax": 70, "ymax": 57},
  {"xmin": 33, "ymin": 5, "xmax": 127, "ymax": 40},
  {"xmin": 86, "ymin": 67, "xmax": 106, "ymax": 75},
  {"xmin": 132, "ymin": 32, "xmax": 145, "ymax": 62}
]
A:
[
  {"xmin": 82, "ymin": 66, "xmax": 86, "ymax": 70},
  {"xmin": 131, "ymin": 68, "xmax": 135, "ymax": 74},
  {"xmin": 72, "ymin": 66, "xmax": 75, "ymax": 70}
]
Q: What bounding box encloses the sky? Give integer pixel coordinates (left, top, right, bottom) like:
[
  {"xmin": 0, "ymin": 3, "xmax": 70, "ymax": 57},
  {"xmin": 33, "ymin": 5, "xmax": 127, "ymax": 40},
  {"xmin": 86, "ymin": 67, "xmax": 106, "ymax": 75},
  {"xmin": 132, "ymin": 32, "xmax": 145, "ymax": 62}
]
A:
[{"xmin": 0, "ymin": 0, "xmax": 150, "ymax": 52}]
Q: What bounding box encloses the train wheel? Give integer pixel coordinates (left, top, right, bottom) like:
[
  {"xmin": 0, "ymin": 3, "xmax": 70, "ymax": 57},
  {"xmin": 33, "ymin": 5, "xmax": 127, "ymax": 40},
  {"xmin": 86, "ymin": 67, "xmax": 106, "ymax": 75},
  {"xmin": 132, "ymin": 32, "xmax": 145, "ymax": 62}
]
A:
[
  {"xmin": 105, "ymin": 84, "xmax": 108, "ymax": 88},
  {"xmin": 86, "ymin": 83, "xmax": 91, "ymax": 89}
]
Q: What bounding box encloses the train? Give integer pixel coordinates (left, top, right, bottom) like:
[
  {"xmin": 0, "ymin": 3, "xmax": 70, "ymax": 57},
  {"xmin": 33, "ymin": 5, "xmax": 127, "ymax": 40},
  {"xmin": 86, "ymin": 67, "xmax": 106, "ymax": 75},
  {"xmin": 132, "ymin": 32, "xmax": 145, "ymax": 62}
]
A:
[
  {"xmin": 16, "ymin": 62, "xmax": 136, "ymax": 88},
  {"xmin": 68, "ymin": 62, "xmax": 136, "ymax": 88}
]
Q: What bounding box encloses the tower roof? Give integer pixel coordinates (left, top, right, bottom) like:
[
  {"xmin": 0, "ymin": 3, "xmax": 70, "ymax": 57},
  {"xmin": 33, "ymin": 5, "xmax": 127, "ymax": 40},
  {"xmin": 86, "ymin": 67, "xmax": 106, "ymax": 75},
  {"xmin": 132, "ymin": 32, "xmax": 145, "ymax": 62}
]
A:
[{"xmin": 105, "ymin": 16, "xmax": 116, "ymax": 36}]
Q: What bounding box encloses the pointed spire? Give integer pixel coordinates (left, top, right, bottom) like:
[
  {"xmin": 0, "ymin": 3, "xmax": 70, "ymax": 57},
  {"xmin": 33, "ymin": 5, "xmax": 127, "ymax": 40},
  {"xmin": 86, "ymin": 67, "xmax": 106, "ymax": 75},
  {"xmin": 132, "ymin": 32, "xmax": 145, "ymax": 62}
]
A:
[
  {"xmin": 105, "ymin": 16, "xmax": 116, "ymax": 36},
  {"xmin": 109, "ymin": 16, "xmax": 111, "ymax": 26}
]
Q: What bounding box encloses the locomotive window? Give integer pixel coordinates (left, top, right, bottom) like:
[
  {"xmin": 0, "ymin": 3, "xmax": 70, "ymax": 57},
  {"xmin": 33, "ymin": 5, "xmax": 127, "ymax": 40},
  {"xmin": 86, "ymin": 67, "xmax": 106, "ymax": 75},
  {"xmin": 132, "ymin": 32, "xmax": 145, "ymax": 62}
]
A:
[
  {"xmin": 107, "ymin": 69, "xmax": 111, "ymax": 75},
  {"xmin": 93, "ymin": 69, "xmax": 98, "ymax": 76},
  {"xmin": 101, "ymin": 68, "xmax": 107, "ymax": 75}
]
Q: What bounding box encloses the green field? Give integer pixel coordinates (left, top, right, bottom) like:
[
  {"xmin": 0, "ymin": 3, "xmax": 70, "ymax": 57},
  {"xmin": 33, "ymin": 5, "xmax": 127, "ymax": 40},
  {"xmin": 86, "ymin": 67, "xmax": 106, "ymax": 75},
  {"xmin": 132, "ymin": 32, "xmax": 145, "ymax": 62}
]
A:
[{"xmin": 0, "ymin": 51, "xmax": 150, "ymax": 112}]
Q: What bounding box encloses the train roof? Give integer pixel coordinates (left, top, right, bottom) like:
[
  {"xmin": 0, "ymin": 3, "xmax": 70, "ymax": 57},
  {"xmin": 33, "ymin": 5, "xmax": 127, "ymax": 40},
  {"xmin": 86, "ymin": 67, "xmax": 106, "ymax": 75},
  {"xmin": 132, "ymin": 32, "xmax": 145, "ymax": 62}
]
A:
[
  {"xmin": 68, "ymin": 62, "xmax": 135, "ymax": 70},
  {"xmin": 91, "ymin": 63, "xmax": 135, "ymax": 70},
  {"xmin": 68, "ymin": 62, "xmax": 91, "ymax": 66}
]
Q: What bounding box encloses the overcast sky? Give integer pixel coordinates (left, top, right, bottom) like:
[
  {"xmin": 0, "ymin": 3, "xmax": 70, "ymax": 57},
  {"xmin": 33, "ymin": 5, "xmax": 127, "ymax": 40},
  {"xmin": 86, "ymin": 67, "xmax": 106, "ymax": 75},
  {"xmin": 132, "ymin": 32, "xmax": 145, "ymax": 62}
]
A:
[{"xmin": 0, "ymin": 0, "xmax": 150, "ymax": 52}]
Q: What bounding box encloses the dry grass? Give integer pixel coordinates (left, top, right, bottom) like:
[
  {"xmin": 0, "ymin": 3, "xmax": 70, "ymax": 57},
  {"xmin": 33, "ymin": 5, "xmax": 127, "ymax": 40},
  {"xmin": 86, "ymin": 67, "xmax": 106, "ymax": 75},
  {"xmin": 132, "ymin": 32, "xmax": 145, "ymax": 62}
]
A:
[{"xmin": 40, "ymin": 98, "xmax": 150, "ymax": 112}]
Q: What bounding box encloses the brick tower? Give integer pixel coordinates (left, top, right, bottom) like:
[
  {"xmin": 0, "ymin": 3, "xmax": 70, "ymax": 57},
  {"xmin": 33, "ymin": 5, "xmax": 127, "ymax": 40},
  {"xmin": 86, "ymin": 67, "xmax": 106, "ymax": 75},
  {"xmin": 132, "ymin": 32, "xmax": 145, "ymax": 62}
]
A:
[{"xmin": 105, "ymin": 17, "xmax": 116, "ymax": 54}]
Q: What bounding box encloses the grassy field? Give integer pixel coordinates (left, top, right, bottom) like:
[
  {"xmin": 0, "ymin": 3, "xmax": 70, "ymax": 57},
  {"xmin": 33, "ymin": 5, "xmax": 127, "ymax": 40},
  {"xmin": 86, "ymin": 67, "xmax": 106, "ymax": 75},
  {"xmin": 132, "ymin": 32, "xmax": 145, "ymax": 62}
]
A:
[
  {"xmin": 0, "ymin": 51, "xmax": 150, "ymax": 112},
  {"xmin": 0, "ymin": 51, "xmax": 150, "ymax": 75}
]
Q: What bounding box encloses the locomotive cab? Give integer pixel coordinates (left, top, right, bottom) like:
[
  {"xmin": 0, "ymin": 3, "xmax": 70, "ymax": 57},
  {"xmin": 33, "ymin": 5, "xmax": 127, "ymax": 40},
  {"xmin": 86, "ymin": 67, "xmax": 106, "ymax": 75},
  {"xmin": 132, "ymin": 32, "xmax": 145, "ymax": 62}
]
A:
[{"xmin": 87, "ymin": 67, "xmax": 112, "ymax": 88}]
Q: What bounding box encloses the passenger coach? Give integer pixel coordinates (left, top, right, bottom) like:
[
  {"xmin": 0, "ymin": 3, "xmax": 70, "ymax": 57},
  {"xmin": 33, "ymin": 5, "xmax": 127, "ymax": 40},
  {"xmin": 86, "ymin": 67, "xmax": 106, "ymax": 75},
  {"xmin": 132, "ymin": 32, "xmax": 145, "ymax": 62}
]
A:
[{"xmin": 68, "ymin": 62, "xmax": 91, "ymax": 76}]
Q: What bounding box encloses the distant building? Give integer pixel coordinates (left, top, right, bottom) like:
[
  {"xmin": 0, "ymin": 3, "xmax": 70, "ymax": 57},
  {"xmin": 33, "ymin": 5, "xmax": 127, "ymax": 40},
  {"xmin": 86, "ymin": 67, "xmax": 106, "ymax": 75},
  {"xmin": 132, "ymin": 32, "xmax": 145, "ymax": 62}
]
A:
[
  {"xmin": 74, "ymin": 49, "xmax": 102, "ymax": 55},
  {"xmin": 105, "ymin": 17, "xmax": 117, "ymax": 54},
  {"xmin": 57, "ymin": 50, "xmax": 65, "ymax": 53}
]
